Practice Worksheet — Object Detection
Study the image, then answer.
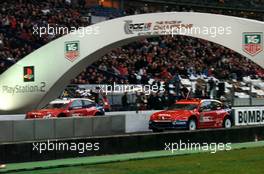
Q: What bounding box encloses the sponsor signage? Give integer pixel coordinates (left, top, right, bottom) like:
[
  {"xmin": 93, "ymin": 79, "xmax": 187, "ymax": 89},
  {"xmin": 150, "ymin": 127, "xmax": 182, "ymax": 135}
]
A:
[
  {"xmin": 23, "ymin": 66, "xmax": 34, "ymax": 82},
  {"xmin": 1, "ymin": 82, "xmax": 46, "ymax": 95},
  {"xmin": 2, "ymin": 66, "xmax": 47, "ymax": 94},
  {"xmin": 242, "ymin": 32, "xmax": 263, "ymax": 56},
  {"xmin": 124, "ymin": 20, "xmax": 193, "ymax": 36},
  {"xmin": 124, "ymin": 20, "xmax": 152, "ymax": 34},
  {"xmin": 233, "ymin": 107, "xmax": 264, "ymax": 126},
  {"xmin": 65, "ymin": 41, "xmax": 80, "ymax": 61}
]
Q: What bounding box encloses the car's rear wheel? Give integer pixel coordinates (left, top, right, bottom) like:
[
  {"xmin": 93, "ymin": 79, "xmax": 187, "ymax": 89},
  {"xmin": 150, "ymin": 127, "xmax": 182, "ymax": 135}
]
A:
[
  {"xmin": 188, "ymin": 119, "xmax": 197, "ymax": 131},
  {"xmin": 223, "ymin": 117, "xmax": 232, "ymax": 128}
]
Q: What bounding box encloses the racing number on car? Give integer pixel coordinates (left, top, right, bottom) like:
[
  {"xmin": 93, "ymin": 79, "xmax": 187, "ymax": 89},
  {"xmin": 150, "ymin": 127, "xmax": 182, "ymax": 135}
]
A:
[
  {"xmin": 200, "ymin": 114, "xmax": 212, "ymax": 122},
  {"xmin": 72, "ymin": 113, "xmax": 82, "ymax": 117}
]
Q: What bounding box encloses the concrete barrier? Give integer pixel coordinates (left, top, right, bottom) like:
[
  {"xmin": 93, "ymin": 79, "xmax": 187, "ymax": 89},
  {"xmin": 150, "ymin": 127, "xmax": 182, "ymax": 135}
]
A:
[
  {"xmin": 73, "ymin": 117, "xmax": 93, "ymax": 137},
  {"xmin": 107, "ymin": 110, "xmax": 159, "ymax": 133},
  {"xmin": 0, "ymin": 121, "xmax": 13, "ymax": 142},
  {"xmin": 54, "ymin": 118, "xmax": 74, "ymax": 139},
  {"xmin": 0, "ymin": 114, "xmax": 25, "ymax": 120},
  {"xmin": 13, "ymin": 120, "xmax": 34, "ymax": 142},
  {"xmin": 0, "ymin": 115, "xmax": 125, "ymax": 143},
  {"xmin": 34, "ymin": 119, "xmax": 55, "ymax": 140},
  {"xmin": 92, "ymin": 116, "xmax": 112, "ymax": 136}
]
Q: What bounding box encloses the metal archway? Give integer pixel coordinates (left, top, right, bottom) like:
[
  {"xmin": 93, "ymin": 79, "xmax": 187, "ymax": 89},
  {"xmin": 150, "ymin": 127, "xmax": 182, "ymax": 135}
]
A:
[{"xmin": 0, "ymin": 12, "xmax": 264, "ymax": 114}]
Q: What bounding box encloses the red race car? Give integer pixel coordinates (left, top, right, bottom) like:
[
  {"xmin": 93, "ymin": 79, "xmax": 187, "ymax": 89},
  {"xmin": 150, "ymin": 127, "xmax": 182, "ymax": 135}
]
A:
[
  {"xmin": 149, "ymin": 98, "xmax": 232, "ymax": 132},
  {"xmin": 26, "ymin": 98, "xmax": 105, "ymax": 119}
]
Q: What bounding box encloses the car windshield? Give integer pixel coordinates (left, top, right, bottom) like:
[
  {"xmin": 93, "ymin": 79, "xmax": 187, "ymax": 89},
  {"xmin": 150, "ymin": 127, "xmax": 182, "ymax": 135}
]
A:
[
  {"xmin": 167, "ymin": 103, "xmax": 198, "ymax": 110},
  {"xmin": 44, "ymin": 103, "xmax": 68, "ymax": 109}
]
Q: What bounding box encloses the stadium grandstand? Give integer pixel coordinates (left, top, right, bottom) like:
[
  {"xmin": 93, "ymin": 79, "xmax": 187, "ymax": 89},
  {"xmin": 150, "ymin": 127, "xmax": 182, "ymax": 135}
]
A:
[
  {"xmin": 1, "ymin": 0, "xmax": 264, "ymax": 110},
  {"xmin": 1, "ymin": 1, "xmax": 264, "ymax": 173}
]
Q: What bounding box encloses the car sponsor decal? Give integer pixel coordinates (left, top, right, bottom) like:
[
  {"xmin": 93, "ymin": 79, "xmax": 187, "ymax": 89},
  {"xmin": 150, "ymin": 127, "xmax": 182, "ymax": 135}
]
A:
[{"xmin": 200, "ymin": 115, "xmax": 213, "ymax": 122}]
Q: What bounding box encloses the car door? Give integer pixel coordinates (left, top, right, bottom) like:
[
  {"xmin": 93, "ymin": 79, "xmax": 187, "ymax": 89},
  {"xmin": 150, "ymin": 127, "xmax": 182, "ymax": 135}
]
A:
[
  {"xmin": 199, "ymin": 101, "xmax": 215, "ymax": 128},
  {"xmin": 69, "ymin": 100, "xmax": 85, "ymax": 117},
  {"xmin": 211, "ymin": 101, "xmax": 226, "ymax": 127},
  {"xmin": 82, "ymin": 99, "xmax": 97, "ymax": 116}
]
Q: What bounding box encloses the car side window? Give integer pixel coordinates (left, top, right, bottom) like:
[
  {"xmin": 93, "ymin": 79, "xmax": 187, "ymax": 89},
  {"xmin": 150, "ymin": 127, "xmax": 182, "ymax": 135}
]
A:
[
  {"xmin": 70, "ymin": 100, "xmax": 83, "ymax": 109},
  {"xmin": 200, "ymin": 101, "xmax": 212, "ymax": 112},
  {"xmin": 211, "ymin": 101, "xmax": 222, "ymax": 110},
  {"xmin": 82, "ymin": 100, "xmax": 94, "ymax": 108}
]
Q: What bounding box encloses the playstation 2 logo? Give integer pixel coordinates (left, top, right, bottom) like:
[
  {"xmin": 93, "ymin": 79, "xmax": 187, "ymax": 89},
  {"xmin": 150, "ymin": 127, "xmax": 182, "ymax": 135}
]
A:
[{"xmin": 23, "ymin": 66, "xmax": 34, "ymax": 82}]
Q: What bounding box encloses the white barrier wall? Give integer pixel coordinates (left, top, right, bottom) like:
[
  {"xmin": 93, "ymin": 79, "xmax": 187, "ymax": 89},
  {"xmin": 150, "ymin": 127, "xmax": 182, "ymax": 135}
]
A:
[
  {"xmin": 0, "ymin": 115, "xmax": 126, "ymax": 143},
  {"xmin": 233, "ymin": 107, "xmax": 264, "ymax": 126},
  {"xmin": 107, "ymin": 110, "xmax": 158, "ymax": 133}
]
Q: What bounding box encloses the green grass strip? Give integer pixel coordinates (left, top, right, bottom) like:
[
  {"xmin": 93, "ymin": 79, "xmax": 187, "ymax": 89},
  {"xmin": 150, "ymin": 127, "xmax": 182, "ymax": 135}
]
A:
[{"xmin": 1, "ymin": 140, "xmax": 264, "ymax": 173}]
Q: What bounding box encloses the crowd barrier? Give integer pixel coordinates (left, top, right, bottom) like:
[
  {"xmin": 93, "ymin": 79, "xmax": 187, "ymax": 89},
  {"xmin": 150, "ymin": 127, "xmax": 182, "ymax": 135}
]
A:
[
  {"xmin": 2, "ymin": 107, "xmax": 264, "ymax": 144},
  {"xmin": 233, "ymin": 98, "xmax": 264, "ymax": 106},
  {"xmin": 107, "ymin": 110, "xmax": 157, "ymax": 133}
]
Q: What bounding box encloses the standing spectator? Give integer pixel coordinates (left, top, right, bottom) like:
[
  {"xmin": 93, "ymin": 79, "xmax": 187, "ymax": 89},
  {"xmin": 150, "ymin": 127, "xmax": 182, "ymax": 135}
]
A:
[
  {"xmin": 195, "ymin": 84, "xmax": 203, "ymax": 98},
  {"xmin": 208, "ymin": 78, "xmax": 216, "ymax": 99},
  {"xmin": 135, "ymin": 92, "xmax": 142, "ymax": 113},
  {"xmin": 90, "ymin": 89, "xmax": 99, "ymax": 104},
  {"xmin": 181, "ymin": 85, "xmax": 189, "ymax": 99},
  {"xmin": 121, "ymin": 92, "xmax": 129, "ymax": 110},
  {"xmin": 152, "ymin": 93, "xmax": 163, "ymax": 110},
  {"xmin": 217, "ymin": 81, "xmax": 225, "ymax": 99},
  {"xmin": 102, "ymin": 94, "xmax": 111, "ymax": 112},
  {"xmin": 147, "ymin": 92, "xmax": 155, "ymax": 109}
]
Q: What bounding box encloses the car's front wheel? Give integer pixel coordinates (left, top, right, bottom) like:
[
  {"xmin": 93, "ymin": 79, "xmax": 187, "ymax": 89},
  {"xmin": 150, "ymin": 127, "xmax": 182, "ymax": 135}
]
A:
[
  {"xmin": 188, "ymin": 119, "xmax": 197, "ymax": 131},
  {"xmin": 223, "ymin": 117, "xmax": 232, "ymax": 128}
]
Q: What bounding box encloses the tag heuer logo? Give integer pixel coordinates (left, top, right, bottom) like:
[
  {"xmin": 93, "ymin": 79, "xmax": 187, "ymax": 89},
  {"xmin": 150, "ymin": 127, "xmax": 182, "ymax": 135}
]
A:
[
  {"xmin": 243, "ymin": 32, "xmax": 263, "ymax": 56},
  {"xmin": 23, "ymin": 66, "xmax": 34, "ymax": 82},
  {"xmin": 65, "ymin": 41, "xmax": 80, "ymax": 61}
]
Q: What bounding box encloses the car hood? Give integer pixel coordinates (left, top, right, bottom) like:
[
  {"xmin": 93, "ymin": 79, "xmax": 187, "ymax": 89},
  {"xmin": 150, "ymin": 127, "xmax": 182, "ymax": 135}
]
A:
[
  {"xmin": 28, "ymin": 109, "xmax": 64, "ymax": 115},
  {"xmin": 151, "ymin": 110, "xmax": 193, "ymax": 120}
]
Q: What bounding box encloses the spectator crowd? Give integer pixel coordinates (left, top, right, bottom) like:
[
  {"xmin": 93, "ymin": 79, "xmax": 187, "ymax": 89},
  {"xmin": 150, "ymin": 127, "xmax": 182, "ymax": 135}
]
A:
[{"xmin": 1, "ymin": 0, "xmax": 264, "ymax": 109}]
